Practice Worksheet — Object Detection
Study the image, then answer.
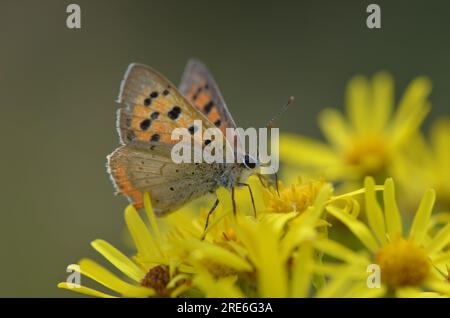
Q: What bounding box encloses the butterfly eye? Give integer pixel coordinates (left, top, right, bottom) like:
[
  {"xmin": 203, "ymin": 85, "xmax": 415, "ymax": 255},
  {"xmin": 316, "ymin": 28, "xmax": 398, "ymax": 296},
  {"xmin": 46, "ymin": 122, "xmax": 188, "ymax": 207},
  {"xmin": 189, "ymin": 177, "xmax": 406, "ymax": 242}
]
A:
[{"xmin": 243, "ymin": 154, "xmax": 257, "ymax": 169}]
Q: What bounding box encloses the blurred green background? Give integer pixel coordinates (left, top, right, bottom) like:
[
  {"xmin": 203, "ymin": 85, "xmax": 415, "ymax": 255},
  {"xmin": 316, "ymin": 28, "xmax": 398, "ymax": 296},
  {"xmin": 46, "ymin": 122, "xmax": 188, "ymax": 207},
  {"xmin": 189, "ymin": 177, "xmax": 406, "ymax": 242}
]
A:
[{"xmin": 0, "ymin": 0, "xmax": 449, "ymax": 297}]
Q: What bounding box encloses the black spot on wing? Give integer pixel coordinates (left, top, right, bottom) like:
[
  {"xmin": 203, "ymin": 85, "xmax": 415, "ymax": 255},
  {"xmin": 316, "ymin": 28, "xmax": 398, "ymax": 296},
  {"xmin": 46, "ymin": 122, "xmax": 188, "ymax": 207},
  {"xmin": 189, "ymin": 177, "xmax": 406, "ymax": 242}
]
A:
[
  {"xmin": 188, "ymin": 125, "xmax": 198, "ymax": 135},
  {"xmin": 192, "ymin": 86, "xmax": 202, "ymax": 101},
  {"xmin": 140, "ymin": 119, "xmax": 152, "ymax": 131},
  {"xmin": 203, "ymin": 101, "xmax": 214, "ymax": 114},
  {"xmin": 150, "ymin": 134, "xmax": 160, "ymax": 142},
  {"xmin": 150, "ymin": 111, "xmax": 159, "ymax": 120},
  {"xmin": 168, "ymin": 106, "xmax": 181, "ymax": 120}
]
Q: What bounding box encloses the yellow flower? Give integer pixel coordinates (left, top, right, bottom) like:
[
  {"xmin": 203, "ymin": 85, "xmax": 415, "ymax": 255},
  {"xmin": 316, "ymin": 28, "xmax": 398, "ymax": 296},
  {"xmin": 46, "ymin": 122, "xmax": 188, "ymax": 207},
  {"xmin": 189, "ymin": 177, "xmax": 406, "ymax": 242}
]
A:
[
  {"xmin": 57, "ymin": 175, "xmax": 378, "ymax": 298},
  {"xmin": 280, "ymin": 72, "xmax": 431, "ymax": 187},
  {"xmin": 58, "ymin": 193, "xmax": 194, "ymax": 298},
  {"xmin": 188, "ymin": 184, "xmax": 334, "ymax": 298},
  {"xmin": 188, "ymin": 183, "xmax": 377, "ymax": 298},
  {"xmin": 161, "ymin": 175, "xmax": 329, "ymax": 242},
  {"xmin": 315, "ymin": 177, "xmax": 450, "ymax": 297},
  {"xmin": 264, "ymin": 177, "xmax": 326, "ymax": 213},
  {"xmin": 395, "ymin": 118, "xmax": 450, "ymax": 210},
  {"xmin": 158, "ymin": 175, "xmax": 374, "ymax": 298}
]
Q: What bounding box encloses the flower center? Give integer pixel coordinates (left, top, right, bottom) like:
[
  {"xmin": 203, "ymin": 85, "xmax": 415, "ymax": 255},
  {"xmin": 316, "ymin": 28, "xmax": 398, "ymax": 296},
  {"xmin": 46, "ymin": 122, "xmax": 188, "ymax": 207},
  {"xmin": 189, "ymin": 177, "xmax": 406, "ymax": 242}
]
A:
[
  {"xmin": 345, "ymin": 136, "xmax": 387, "ymax": 173},
  {"xmin": 266, "ymin": 178, "xmax": 326, "ymax": 213},
  {"xmin": 375, "ymin": 238, "xmax": 430, "ymax": 288},
  {"xmin": 141, "ymin": 265, "xmax": 171, "ymax": 296}
]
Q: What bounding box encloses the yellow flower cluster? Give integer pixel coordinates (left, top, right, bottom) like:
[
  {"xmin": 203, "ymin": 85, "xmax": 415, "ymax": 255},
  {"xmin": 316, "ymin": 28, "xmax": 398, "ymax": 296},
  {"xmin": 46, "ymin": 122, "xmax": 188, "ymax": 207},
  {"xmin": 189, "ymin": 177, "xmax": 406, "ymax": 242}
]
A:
[
  {"xmin": 58, "ymin": 72, "xmax": 450, "ymax": 298},
  {"xmin": 280, "ymin": 72, "xmax": 450, "ymax": 211}
]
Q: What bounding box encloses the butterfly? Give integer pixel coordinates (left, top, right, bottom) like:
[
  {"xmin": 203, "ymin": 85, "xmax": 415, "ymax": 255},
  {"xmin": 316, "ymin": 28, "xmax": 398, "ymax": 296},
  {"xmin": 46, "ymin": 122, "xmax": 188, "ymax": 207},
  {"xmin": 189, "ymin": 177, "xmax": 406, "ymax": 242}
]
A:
[{"xmin": 107, "ymin": 59, "xmax": 259, "ymax": 227}]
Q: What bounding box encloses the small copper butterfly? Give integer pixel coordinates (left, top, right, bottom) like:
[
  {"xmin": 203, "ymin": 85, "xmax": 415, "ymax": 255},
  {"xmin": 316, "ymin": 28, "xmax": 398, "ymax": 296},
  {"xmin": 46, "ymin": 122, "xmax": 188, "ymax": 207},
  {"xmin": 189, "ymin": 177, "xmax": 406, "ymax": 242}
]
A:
[{"xmin": 107, "ymin": 59, "xmax": 260, "ymax": 221}]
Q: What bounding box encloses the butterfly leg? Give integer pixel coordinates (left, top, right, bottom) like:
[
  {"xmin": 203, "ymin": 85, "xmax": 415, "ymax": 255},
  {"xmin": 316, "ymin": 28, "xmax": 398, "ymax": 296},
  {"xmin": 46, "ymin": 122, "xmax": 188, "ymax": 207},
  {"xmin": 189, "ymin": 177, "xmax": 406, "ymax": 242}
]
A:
[
  {"xmin": 256, "ymin": 172, "xmax": 278, "ymax": 197},
  {"xmin": 256, "ymin": 173, "xmax": 269, "ymax": 188},
  {"xmin": 231, "ymin": 186, "xmax": 237, "ymax": 216},
  {"xmin": 237, "ymin": 183, "xmax": 256, "ymax": 218},
  {"xmin": 274, "ymin": 172, "xmax": 280, "ymax": 196},
  {"xmin": 201, "ymin": 198, "xmax": 220, "ymax": 240}
]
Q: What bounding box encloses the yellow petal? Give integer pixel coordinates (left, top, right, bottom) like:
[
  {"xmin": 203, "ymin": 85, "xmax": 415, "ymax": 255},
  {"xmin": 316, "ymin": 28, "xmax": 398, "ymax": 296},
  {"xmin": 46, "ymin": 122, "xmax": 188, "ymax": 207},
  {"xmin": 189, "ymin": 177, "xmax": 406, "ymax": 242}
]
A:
[
  {"xmin": 346, "ymin": 283, "xmax": 386, "ymax": 298},
  {"xmin": 391, "ymin": 102, "xmax": 430, "ymax": 149},
  {"xmin": 237, "ymin": 220, "xmax": 288, "ymax": 297},
  {"xmin": 318, "ymin": 108, "xmax": 352, "ymax": 149},
  {"xmin": 426, "ymin": 222, "xmax": 450, "ymax": 255},
  {"xmin": 364, "ymin": 177, "xmax": 387, "ymax": 245},
  {"xmin": 371, "ymin": 72, "xmax": 394, "ymax": 132},
  {"xmin": 409, "ymin": 189, "xmax": 436, "ymax": 244},
  {"xmin": 180, "ymin": 240, "xmax": 252, "ymax": 272},
  {"xmin": 193, "ymin": 272, "xmax": 244, "ymax": 298},
  {"xmin": 143, "ymin": 192, "xmax": 162, "ymax": 244},
  {"xmin": 309, "ymin": 183, "xmax": 334, "ymax": 221},
  {"xmin": 326, "ymin": 205, "xmax": 379, "ymax": 253},
  {"xmin": 345, "ymin": 75, "xmax": 370, "ymax": 134},
  {"xmin": 395, "ymin": 287, "xmax": 424, "ymax": 298},
  {"xmin": 391, "ymin": 77, "xmax": 431, "ymax": 147},
  {"xmin": 431, "ymin": 250, "xmax": 450, "ymax": 264},
  {"xmin": 76, "ymin": 259, "xmax": 155, "ymax": 297},
  {"xmin": 383, "ymin": 178, "xmax": 403, "ymax": 238},
  {"xmin": 315, "ymin": 265, "xmax": 366, "ymax": 298},
  {"xmin": 424, "ymin": 277, "xmax": 450, "ymax": 296},
  {"xmin": 57, "ymin": 282, "xmax": 117, "ymax": 298},
  {"xmin": 291, "ymin": 243, "xmax": 313, "ymax": 298},
  {"xmin": 431, "ymin": 119, "xmax": 450, "ymax": 177},
  {"xmin": 313, "ymin": 263, "xmax": 348, "ymax": 276},
  {"xmin": 125, "ymin": 205, "xmax": 162, "ymax": 260},
  {"xmin": 170, "ymin": 284, "xmax": 192, "ymax": 298},
  {"xmin": 314, "ymin": 239, "xmax": 368, "ymax": 265},
  {"xmin": 91, "ymin": 239, "xmax": 146, "ymax": 283},
  {"xmin": 279, "ymin": 133, "xmax": 339, "ymax": 167},
  {"xmin": 395, "ymin": 76, "xmax": 431, "ymax": 124}
]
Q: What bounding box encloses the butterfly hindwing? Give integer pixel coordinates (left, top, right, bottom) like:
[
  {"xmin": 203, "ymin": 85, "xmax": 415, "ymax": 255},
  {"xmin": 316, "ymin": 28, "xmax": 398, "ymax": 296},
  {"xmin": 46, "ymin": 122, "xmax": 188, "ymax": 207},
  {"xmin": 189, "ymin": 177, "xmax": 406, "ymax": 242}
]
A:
[
  {"xmin": 117, "ymin": 63, "xmax": 216, "ymax": 145},
  {"xmin": 107, "ymin": 141, "xmax": 219, "ymax": 214}
]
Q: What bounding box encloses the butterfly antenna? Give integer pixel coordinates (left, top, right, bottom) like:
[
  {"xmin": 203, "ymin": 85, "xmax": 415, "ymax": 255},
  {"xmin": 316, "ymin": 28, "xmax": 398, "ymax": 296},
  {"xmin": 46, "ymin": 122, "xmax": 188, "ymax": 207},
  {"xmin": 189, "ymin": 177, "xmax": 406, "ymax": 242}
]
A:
[
  {"xmin": 266, "ymin": 96, "xmax": 294, "ymax": 128},
  {"xmin": 264, "ymin": 97, "xmax": 292, "ymax": 196}
]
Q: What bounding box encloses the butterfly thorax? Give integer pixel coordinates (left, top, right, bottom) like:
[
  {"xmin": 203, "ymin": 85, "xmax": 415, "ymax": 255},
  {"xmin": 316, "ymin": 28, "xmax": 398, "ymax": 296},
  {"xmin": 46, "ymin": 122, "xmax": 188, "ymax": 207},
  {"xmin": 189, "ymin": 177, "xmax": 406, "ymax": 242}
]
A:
[{"xmin": 215, "ymin": 163, "xmax": 248, "ymax": 188}]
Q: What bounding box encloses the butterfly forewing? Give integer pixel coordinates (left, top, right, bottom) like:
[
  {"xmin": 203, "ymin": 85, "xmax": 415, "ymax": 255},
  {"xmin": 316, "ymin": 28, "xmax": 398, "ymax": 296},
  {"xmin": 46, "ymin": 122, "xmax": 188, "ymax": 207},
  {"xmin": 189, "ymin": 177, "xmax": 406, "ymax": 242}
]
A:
[
  {"xmin": 117, "ymin": 63, "xmax": 216, "ymax": 145},
  {"xmin": 179, "ymin": 59, "xmax": 244, "ymax": 152}
]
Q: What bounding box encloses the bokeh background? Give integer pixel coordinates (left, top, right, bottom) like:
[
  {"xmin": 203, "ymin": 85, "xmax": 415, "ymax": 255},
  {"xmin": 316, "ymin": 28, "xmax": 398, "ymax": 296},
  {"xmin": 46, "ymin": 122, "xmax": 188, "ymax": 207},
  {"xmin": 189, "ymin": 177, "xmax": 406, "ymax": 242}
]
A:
[{"xmin": 0, "ymin": 0, "xmax": 449, "ymax": 297}]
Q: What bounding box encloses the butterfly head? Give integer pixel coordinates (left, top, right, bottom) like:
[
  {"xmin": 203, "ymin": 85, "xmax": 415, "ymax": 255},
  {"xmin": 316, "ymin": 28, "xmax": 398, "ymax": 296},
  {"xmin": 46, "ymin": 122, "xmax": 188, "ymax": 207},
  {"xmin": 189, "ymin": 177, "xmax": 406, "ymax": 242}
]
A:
[
  {"xmin": 242, "ymin": 154, "xmax": 258, "ymax": 170},
  {"xmin": 236, "ymin": 154, "xmax": 260, "ymax": 184}
]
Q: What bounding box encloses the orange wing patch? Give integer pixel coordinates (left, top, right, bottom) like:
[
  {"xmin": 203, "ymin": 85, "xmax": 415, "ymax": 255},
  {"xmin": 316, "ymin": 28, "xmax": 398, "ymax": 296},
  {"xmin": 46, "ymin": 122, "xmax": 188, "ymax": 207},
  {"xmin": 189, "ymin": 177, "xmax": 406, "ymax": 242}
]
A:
[
  {"xmin": 184, "ymin": 81, "xmax": 226, "ymax": 133},
  {"xmin": 107, "ymin": 148, "xmax": 144, "ymax": 208}
]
